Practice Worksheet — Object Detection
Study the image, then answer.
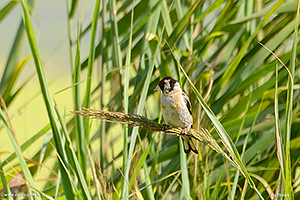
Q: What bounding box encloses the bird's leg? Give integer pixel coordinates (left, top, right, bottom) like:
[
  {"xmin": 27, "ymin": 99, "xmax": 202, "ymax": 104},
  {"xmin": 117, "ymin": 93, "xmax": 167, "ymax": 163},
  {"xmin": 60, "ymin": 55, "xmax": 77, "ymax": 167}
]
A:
[{"xmin": 181, "ymin": 127, "xmax": 190, "ymax": 135}]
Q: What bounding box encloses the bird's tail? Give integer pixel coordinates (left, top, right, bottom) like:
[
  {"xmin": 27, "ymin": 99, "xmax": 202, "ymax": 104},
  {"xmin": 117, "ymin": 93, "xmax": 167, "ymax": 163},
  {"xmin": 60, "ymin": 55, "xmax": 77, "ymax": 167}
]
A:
[{"xmin": 181, "ymin": 136, "xmax": 198, "ymax": 154}]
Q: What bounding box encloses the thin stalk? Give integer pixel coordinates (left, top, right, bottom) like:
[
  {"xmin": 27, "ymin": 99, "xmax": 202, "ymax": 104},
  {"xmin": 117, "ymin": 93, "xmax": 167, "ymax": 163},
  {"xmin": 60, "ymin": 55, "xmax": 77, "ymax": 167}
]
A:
[{"xmin": 100, "ymin": 0, "xmax": 107, "ymax": 170}]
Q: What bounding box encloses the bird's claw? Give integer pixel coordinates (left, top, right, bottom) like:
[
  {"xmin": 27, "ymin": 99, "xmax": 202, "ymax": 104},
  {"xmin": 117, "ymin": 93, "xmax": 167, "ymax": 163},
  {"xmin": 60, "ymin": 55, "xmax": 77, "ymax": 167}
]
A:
[
  {"xmin": 162, "ymin": 124, "xmax": 169, "ymax": 131},
  {"xmin": 181, "ymin": 128, "xmax": 189, "ymax": 135}
]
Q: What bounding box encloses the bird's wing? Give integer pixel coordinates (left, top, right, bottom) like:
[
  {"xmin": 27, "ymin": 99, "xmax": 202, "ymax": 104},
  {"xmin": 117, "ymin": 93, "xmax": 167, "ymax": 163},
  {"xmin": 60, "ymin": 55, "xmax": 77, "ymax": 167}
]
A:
[{"xmin": 182, "ymin": 92, "xmax": 192, "ymax": 115}]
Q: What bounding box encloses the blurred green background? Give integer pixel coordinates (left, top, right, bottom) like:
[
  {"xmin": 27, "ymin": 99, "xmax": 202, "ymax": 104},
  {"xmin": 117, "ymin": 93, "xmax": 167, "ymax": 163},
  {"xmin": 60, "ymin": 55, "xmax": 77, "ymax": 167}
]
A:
[
  {"xmin": 0, "ymin": 0, "xmax": 300, "ymax": 199},
  {"xmin": 0, "ymin": 0, "xmax": 96, "ymax": 192}
]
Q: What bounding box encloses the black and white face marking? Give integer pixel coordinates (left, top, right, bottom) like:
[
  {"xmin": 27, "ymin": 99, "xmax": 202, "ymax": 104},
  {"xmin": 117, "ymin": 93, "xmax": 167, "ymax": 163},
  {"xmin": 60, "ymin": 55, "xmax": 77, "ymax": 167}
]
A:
[{"xmin": 158, "ymin": 76, "xmax": 179, "ymax": 94}]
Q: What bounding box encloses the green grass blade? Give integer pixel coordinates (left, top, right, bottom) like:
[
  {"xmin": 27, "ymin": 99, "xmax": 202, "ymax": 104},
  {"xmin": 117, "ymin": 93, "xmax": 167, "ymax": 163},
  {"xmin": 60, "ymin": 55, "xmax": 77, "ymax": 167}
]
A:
[
  {"xmin": 284, "ymin": 1, "xmax": 300, "ymax": 198},
  {"xmin": 0, "ymin": 0, "xmax": 35, "ymax": 94},
  {"xmin": 1, "ymin": 0, "xmax": 298, "ymax": 198},
  {"xmin": 0, "ymin": 158, "xmax": 13, "ymax": 200},
  {"xmin": 19, "ymin": 0, "xmax": 74, "ymax": 198},
  {"xmin": 274, "ymin": 62, "xmax": 285, "ymax": 196},
  {"xmin": 108, "ymin": 0, "xmax": 129, "ymax": 198},
  {"xmin": 0, "ymin": 106, "xmax": 36, "ymax": 193},
  {"xmin": 141, "ymin": 148, "xmax": 155, "ymax": 200},
  {"xmin": 0, "ymin": 1, "xmax": 17, "ymax": 22},
  {"xmin": 216, "ymin": 0, "xmax": 285, "ymax": 97},
  {"xmin": 83, "ymin": 0, "xmax": 101, "ymax": 144},
  {"xmin": 228, "ymin": 1, "xmax": 298, "ymax": 24},
  {"xmin": 230, "ymin": 170, "xmax": 240, "ymax": 200},
  {"xmin": 65, "ymin": 0, "xmax": 74, "ymax": 68},
  {"xmin": 241, "ymin": 96, "xmax": 264, "ymax": 158},
  {"xmin": 174, "ymin": 0, "xmax": 190, "ymax": 49},
  {"xmin": 166, "ymin": 0, "xmax": 203, "ymax": 45},
  {"xmin": 161, "ymin": 0, "xmax": 173, "ymax": 35},
  {"xmin": 100, "ymin": 0, "xmax": 107, "ymax": 169},
  {"xmin": 109, "ymin": 0, "xmax": 122, "ymax": 71},
  {"xmin": 161, "ymin": 171, "xmax": 181, "ymax": 200},
  {"xmin": 179, "ymin": 139, "xmax": 191, "ymax": 199},
  {"xmin": 1, "ymin": 124, "xmax": 51, "ymax": 167},
  {"xmin": 2, "ymin": 55, "xmax": 31, "ymax": 104},
  {"xmin": 55, "ymin": 106, "xmax": 92, "ymax": 200},
  {"xmin": 86, "ymin": 146, "xmax": 102, "ymax": 199},
  {"xmin": 121, "ymin": 26, "xmax": 165, "ymax": 200},
  {"xmin": 121, "ymin": 0, "xmax": 134, "ymax": 197},
  {"xmin": 68, "ymin": 0, "xmax": 78, "ymax": 18},
  {"xmin": 193, "ymin": 0, "xmax": 225, "ymax": 24},
  {"xmin": 73, "ymin": 28, "xmax": 86, "ymax": 180}
]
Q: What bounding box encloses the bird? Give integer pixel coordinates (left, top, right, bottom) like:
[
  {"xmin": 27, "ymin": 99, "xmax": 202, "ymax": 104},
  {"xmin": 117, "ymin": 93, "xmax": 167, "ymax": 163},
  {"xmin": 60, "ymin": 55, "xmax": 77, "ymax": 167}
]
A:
[{"xmin": 154, "ymin": 76, "xmax": 198, "ymax": 154}]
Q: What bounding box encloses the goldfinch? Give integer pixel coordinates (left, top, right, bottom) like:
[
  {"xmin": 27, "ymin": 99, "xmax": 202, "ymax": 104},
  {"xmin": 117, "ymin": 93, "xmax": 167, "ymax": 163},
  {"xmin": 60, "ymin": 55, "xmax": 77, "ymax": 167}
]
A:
[{"xmin": 154, "ymin": 76, "xmax": 198, "ymax": 154}]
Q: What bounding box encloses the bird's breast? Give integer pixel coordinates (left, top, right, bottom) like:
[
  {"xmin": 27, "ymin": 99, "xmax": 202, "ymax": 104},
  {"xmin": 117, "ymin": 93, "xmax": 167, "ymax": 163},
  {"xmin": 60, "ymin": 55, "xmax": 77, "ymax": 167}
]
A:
[{"xmin": 160, "ymin": 94, "xmax": 192, "ymax": 128}]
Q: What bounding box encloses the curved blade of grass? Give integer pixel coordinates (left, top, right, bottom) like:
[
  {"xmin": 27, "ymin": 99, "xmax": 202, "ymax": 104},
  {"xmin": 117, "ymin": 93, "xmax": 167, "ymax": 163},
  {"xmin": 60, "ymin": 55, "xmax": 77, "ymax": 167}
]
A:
[{"xmin": 19, "ymin": 0, "xmax": 74, "ymax": 198}]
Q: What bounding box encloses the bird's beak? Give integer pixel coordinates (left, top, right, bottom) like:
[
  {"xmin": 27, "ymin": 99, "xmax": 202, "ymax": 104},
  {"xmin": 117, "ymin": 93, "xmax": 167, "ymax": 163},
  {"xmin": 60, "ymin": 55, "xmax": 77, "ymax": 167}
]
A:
[{"xmin": 154, "ymin": 85, "xmax": 160, "ymax": 91}]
